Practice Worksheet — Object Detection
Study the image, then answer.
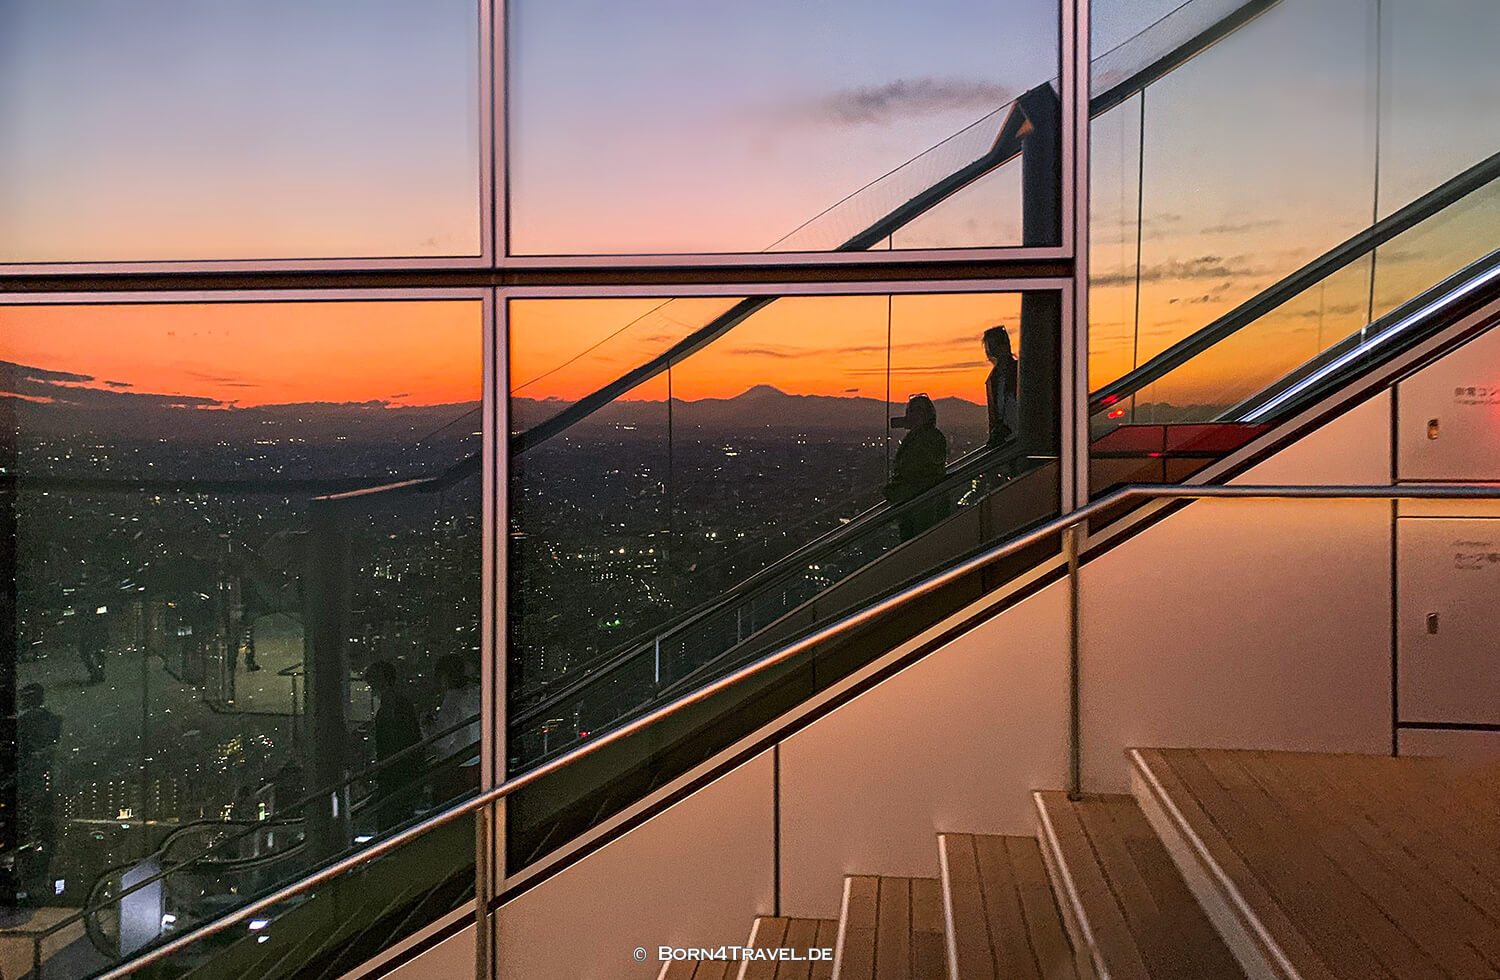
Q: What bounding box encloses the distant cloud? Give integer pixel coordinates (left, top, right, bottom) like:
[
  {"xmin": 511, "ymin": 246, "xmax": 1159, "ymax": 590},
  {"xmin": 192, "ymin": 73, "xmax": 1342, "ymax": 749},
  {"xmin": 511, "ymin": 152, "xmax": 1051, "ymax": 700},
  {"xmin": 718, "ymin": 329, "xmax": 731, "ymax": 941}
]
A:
[
  {"xmin": 1198, "ymin": 217, "xmax": 1284, "ymax": 236},
  {"xmin": 0, "ymin": 361, "xmax": 93, "ymax": 385},
  {"xmin": 724, "ymin": 347, "xmax": 798, "ymax": 359},
  {"xmin": 104, "ymin": 380, "xmax": 133, "ymax": 389},
  {"xmin": 767, "ymin": 77, "xmax": 1010, "ymax": 128},
  {"xmin": 1091, "ymin": 254, "xmax": 1271, "ymax": 288},
  {"xmin": 0, "ymin": 359, "xmax": 223, "ymax": 410}
]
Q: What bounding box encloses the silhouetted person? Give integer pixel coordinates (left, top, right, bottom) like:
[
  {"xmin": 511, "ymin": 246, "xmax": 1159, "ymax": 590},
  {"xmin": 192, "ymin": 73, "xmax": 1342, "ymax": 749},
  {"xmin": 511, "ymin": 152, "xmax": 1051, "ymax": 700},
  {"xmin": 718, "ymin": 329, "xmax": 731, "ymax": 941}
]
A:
[
  {"xmin": 984, "ymin": 325, "xmax": 1019, "ymax": 448},
  {"xmin": 366, "ymin": 660, "xmax": 423, "ymax": 831},
  {"xmin": 76, "ymin": 602, "xmax": 109, "ymax": 685},
  {"xmin": 427, "ymin": 654, "xmax": 482, "ymax": 803},
  {"xmin": 884, "ymin": 394, "xmax": 952, "ymax": 541},
  {"xmin": 236, "ymin": 580, "xmax": 262, "ymax": 673},
  {"xmin": 16, "ymin": 683, "xmax": 61, "ymax": 903}
]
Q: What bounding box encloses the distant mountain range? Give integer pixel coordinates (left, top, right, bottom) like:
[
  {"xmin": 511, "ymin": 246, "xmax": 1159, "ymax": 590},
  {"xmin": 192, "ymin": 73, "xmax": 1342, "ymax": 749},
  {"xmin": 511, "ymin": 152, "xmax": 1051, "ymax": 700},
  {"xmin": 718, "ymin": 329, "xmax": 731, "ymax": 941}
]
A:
[
  {"xmin": 4, "ymin": 391, "xmax": 483, "ymax": 447},
  {"xmin": 511, "ymin": 384, "xmax": 991, "ymax": 438}
]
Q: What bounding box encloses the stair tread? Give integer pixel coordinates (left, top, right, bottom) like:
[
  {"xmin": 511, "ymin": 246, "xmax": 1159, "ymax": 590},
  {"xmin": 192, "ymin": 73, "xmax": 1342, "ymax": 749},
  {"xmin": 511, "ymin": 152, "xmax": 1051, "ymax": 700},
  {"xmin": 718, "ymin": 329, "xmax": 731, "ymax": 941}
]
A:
[
  {"xmin": 938, "ymin": 833, "xmax": 1080, "ymax": 980},
  {"xmin": 835, "ymin": 876, "xmax": 945, "ymax": 980},
  {"xmin": 659, "ymin": 917, "xmax": 838, "ymax": 979},
  {"xmin": 1036, "ymin": 791, "xmax": 1246, "ymax": 980},
  {"xmin": 743, "ymin": 917, "xmax": 839, "ymax": 980},
  {"xmin": 1134, "ymin": 747, "xmax": 1500, "ymax": 980}
]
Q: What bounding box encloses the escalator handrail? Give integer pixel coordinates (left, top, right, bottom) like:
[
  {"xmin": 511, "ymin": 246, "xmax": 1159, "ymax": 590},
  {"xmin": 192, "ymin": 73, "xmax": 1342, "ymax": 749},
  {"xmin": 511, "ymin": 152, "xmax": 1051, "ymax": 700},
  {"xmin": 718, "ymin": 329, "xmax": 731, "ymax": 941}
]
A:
[
  {"xmin": 1089, "ymin": 148, "xmax": 1500, "ymax": 416},
  {"xmin": 1232, "ymin": 246, "xmax": 1500, "ymax": 422},
  {"xmin": 106, "ymin": 478, "xmax": 1500, "ymax": 980},
  {"xmin": 509, "ymin": 440, "xmax": 1024, "ymax": 727}
]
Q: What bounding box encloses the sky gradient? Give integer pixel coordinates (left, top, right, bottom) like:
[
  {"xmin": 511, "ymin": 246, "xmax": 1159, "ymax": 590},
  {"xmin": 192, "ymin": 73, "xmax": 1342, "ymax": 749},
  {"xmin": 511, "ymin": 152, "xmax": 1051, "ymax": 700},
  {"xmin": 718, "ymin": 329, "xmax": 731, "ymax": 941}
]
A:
[
  {"xmin": 4, "ymin": 0, "xmax": 1500, "ymax": 416},
  {"xmin": 0, "ymin": 302, "xmax": 482, "ymax": 409}
]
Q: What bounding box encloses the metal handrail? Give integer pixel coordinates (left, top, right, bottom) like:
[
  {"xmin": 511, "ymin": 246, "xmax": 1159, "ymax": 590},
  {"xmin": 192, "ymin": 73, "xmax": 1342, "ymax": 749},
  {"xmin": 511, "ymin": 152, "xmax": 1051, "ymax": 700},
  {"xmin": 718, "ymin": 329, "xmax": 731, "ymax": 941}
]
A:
[{"xmin": 99, "ymin": 480, "xmax": 1500, "ymax": 980}]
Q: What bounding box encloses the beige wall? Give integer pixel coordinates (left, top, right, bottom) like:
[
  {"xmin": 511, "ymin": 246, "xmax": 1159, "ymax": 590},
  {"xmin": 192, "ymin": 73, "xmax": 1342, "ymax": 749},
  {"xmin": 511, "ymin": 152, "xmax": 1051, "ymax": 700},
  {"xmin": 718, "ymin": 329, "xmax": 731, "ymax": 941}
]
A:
[
  {"xmin": 778, "ymin": 581, "xmax": 1071, "ymax": 918},
  {"xmin": 495, "ymin": 749, "xmax": 775, "ymax": 980},
  {"xmin": 1078, "ymin": 391, "xmax": 1396, "ymax": 792},
  {"xmin": 774, "ymin": 391, "xmax": 1400, "ymax": 918}
]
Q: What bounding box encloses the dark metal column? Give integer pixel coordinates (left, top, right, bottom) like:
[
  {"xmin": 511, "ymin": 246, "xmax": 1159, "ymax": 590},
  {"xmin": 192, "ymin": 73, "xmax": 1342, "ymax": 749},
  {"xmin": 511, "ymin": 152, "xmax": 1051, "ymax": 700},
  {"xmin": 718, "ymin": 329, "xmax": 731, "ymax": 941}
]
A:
[
  {"xmin": 304, "ymin": 499, "xmax": 352, "ymax": 859},
  {"xmin": 1018, "ymin": 84, "xmax": 1064, "ymax": 459},
  {"xmin": 0, "ymin": 394, "xmax": 18, "ymax": 905}
]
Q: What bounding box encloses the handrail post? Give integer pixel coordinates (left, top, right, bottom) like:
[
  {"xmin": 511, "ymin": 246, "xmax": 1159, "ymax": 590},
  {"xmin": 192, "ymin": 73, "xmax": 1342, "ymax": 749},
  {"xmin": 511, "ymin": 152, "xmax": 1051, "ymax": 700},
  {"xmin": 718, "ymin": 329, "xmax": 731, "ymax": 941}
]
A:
[
  {"xmin": 1065, "ymin": 519, "xmax": 1083, "ymax": 800},
  {"xmin": 304, "ymin": 498, "xmax": 352, "ymax": 861},
  {"xmin": 475, "ymin": 802, "xmax": 492, "ymax": 979}
]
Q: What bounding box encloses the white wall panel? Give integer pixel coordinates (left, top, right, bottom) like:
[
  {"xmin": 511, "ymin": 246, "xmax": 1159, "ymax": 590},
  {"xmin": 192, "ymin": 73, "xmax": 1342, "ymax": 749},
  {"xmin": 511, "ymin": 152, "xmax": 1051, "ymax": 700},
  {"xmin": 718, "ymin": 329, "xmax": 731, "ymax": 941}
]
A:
[
  {"xmin": 495, "ymin": 750, "xmax": 774, "ymax": 980},
  {"xmin": 777, "ymin": 582, "xmax": 1070, "ymax": 918}
]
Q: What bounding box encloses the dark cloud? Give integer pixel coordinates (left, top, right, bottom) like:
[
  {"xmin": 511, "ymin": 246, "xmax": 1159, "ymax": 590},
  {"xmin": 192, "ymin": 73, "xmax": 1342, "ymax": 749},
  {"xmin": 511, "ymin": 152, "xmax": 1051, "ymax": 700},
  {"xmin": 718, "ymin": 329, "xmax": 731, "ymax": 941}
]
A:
[
  {"xmin": 772, "ymin": 77, "xmax": 1010, "ymax": 127},
  {"xmin": 186, "ymin": 369, "xmax": 247, "ymax": 385},
  {"xmin": 724, "ymin": 347, "xmax": 798, "ymax": 359},
  {"xmin": 103, "ymin": 380, "xmax": 133, "ymax": 389},
  {"xmin": 1091, "ymin": 254, "xmax": 1271, "ymax": 288},
  {"xmin": 1198, "ymin": 217, "xmax": 1284, "ymax": 235},
  {"xmin": 0, "ymin": 361, "xmax": 94, "ymax": 385},
  {"xmin": 0, "ymin": 358, "xmax": 224, "ymax": 410}
]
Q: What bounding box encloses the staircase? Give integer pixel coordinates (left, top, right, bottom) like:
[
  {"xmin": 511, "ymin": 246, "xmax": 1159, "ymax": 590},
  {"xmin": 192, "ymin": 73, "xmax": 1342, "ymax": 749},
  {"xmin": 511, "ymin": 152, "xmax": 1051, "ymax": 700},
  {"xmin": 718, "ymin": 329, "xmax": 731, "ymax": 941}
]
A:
[{"xmin": 663, "ymin": 748, "xmax": 1500, "ymax": 980}]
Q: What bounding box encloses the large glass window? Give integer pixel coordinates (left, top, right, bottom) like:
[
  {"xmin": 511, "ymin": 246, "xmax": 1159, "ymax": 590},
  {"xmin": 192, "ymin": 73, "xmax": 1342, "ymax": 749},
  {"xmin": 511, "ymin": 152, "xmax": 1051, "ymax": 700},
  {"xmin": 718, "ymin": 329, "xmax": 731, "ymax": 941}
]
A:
[
  {"xmin": 505, "ymin": 0, "xmax": 1062, "ymax": 255},
  {"xmin": 0, "ymin": 1, "xmax": 483, "ymax": 263},
  {"xmin": 0, "ymin": 300, "xmax": 482, "ymax": 950},
  {"xmin": 506, "ymin": 287, "xmax": 1063, "ymax": 867}
]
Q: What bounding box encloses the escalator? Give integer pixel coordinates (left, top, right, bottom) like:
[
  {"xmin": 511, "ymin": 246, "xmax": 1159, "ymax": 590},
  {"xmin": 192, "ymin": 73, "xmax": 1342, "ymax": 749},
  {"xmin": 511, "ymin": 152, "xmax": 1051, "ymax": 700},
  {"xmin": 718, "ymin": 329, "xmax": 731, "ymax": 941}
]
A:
[{"xmin": 88, "ymin": 0, "xmax": 1500, "ymax": 974}]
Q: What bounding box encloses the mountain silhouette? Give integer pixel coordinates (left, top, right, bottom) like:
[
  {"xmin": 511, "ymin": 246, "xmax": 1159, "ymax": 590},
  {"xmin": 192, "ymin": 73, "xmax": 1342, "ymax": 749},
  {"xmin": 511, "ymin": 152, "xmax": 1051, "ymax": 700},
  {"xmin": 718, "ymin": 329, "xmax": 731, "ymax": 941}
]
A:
[{"xmin": 511, "ymin": 384, "xmax": 989, "ymax": 439}]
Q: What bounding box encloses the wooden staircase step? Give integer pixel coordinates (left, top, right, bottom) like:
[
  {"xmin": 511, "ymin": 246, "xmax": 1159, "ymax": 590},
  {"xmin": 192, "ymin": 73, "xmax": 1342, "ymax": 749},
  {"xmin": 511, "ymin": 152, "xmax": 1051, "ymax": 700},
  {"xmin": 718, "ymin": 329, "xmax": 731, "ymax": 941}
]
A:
[
  {"xmin": 938, "ymin": 833, "xmax": 1080, "ymax": 979},
  {"xmin": 740, "ymin": 916, "xmax": 839, "ymax": 980},
  {"xmin": 1131, "ymin": 747, "xmax": 1500, "ymax": 980},
  {"xmin": 834, "ymin": 876, "xmax": 946, "ymax": 980},
  {"xmin": 659, "ymin": 917, "xmax": 839, "ymax": 980},
  {"xmin": 1035, "ymin": 791, "xmax": 1246, "ymax": 980}
]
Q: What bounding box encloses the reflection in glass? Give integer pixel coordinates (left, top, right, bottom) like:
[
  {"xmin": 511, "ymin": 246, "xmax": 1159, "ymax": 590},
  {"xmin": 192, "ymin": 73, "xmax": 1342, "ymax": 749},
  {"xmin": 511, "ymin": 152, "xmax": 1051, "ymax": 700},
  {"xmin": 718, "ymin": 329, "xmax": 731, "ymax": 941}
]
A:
[
  {"xmin": 0, "ymin": 301, "xmax": 481, "ymax": 973},
  {"xmin": 1131, "ymin": 0, "xmax": 1377, "ymax": 367},
  {"xmin": 506, "ymin": 291, "xmax": 1062, "ymax": 864},
  {"xmin": 1378, "ymin": 0, "xmax": 1500, "ymax": 218},
  {"xmin": 1088, "ymin": 156, "xmax": 1500, "ymax": 497},
  {"xmin": 1, "ymin": 0, "xmax": 482, "ymax": 262},
  {"xmin": 507, "ymin": 0, "xmax": 1060, "ymax": 255},
  {"xmin": 1087, "ymin": 94, "xmax": 1144, "ymax": 395}
]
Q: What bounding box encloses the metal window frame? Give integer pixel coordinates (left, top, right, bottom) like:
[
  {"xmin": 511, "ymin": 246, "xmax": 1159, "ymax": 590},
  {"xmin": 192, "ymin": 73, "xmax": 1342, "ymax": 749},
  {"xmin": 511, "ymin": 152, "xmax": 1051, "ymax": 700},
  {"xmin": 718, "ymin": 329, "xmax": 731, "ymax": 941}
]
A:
[
  {"xmin": 0, "ymin": 0, "xmax": 497, "ymax": 277},
  {"xmin": 493, "ymin": 0, "xmax": 1075, "ymax": 268}
]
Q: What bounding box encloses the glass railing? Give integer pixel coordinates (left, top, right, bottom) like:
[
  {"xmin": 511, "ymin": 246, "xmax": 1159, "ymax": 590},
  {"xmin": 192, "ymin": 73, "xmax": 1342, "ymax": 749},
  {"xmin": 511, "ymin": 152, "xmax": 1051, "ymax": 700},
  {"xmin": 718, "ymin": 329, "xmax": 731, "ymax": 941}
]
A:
[{"xmin": 508, "ymin": 443, "xmax": 1029, "ymax": 767}]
